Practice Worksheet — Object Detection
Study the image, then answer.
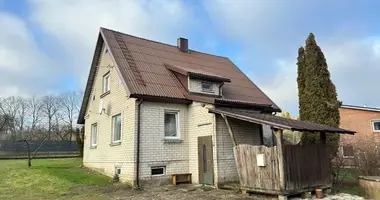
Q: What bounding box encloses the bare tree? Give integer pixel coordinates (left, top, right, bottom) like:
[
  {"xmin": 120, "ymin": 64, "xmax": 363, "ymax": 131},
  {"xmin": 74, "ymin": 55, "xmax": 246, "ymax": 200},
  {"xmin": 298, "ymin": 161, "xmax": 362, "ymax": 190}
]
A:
[
  {"xmin": 28, "ymin": 96, "xmax": 43, "ymax": 131},
  {"xmin": 0, "ymin": 97, "xmax": 20, "ymax": 139},
  {"xmin": 59, "ymin": 91, "xmax": 82, "ymax": 147},
  {"xmin": 16, "ymin": 97, "xmax": 28, "ymax": 135},
  {"xmin": 41, "ymin": 95, "xmax": 59, "ymax": 140}
]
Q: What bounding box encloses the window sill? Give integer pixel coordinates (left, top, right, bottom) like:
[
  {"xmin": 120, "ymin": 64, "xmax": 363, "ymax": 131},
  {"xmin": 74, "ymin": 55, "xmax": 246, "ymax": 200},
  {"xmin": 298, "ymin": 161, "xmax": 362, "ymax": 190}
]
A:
[
  {"xmin": 110, "ymin": 141, "xmax": 121, "ymax": 146},
  {"xmin": 100, "ymin": 90, "xmax": 110, "ymax": 98},
  {"xmin": 162, "ymin": 139, "xmax": 183, "ymax": 143},
  {"xmin": 343, "ymin": 156, "xmax": 354, "ymax": 159},
  {"xmin": 89, "ymin": 145, "xmax": 97, "ymax": 149}
]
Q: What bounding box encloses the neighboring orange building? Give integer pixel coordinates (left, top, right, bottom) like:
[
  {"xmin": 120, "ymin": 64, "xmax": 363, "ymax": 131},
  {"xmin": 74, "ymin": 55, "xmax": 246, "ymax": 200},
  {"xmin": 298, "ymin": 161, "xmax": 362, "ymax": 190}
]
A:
[{"xmin": 339, "ymin": 105, "xmax": 380, "ymax": 165}]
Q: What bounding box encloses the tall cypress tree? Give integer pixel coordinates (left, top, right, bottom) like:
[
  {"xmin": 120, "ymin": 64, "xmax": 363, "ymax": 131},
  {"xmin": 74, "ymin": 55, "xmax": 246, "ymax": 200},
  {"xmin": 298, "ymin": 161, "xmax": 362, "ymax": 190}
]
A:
[{"xmin": 297, "ymin": 33, "xmax": 340, "ymax": 153}]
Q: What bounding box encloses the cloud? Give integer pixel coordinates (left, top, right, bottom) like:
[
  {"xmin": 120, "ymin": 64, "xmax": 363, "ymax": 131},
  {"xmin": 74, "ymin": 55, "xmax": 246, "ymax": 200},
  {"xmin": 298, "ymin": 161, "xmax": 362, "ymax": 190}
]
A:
[
  {"xmin": 28, "ymin": 0, "xmax": 197, "ymax": 87},
  {"xmin": 258, "ymin": 38, "xmax": 380, "ymax": 114},
  {"xmin": 203, "ymin": 0, "xmax": 380, "ymax": 114},
  {"xmin": 0, "ymin": 12, "xmax": 58, "ymax": 97}
]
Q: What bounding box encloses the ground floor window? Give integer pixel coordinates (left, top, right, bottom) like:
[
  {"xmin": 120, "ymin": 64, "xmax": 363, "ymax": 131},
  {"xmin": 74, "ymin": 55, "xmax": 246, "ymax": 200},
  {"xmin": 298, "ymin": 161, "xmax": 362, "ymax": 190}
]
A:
[{"xmin": 343, "ymin": 145, "xmax": 354, "ymax": 157}]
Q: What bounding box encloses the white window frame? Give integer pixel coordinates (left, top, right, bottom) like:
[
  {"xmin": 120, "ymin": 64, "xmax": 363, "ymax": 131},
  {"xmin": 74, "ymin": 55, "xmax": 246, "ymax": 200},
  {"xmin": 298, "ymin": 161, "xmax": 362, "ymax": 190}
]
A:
[
  {"xmin": 371, "ymin": 120, "xmax": 380, "ymax": 132},
  {"xmin": 103, "ymin": 72, "xmax": 110, "ymax": 93},
  {"xmin": 151, "ymin": 166, "xmax": 166, "ymax": 176},
  {"xmin": 112, "ymin": 113, "xmax": 122, "ymax": 143},
  {"xmin": 201, "ymin": 82, "xmax": 214, "ymax": 93},
  {"xmin": 91, "ymin": 123, "xmax": 97, "ymax": 147},
  {"xmin": 164, "ymin": 111, "xmax": 180, "ymax": 140}
]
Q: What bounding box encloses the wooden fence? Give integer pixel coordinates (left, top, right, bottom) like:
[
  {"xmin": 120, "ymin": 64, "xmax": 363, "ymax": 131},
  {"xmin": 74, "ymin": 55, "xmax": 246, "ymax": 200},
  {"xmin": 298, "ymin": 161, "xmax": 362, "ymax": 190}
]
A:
[
  {"xmin": 234, "ymin": 144, "xmax": 331, "ymax": 194},
  {"xmin": 283, "ymin": 144, "xmax": 331, "ymax": 191},
  {"xmin": 234, "ymin": 144, "xmax": 281, "ymax": 193}
]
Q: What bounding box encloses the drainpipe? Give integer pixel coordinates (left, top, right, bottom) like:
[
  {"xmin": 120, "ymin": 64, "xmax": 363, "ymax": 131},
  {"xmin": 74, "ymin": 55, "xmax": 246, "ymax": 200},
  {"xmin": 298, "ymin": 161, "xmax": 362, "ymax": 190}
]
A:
[
  {"xmin": 135, "ymin": 99, "xmax": 143, "ymax": 188},
  {"xmin": 218, "ymin": 82, "xmax": 224, "ymax": 97}
]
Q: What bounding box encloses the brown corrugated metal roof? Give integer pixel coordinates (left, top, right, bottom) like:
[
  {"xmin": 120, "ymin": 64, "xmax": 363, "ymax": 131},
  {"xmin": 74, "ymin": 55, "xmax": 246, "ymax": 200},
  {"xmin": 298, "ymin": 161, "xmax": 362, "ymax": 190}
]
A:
[
  {"xmin": 209, "ymin": 108, "xmax": 355, "ymax": 134},
  {"xmin": 78, "ymin": 27, "xmax": 281, "ymax": 123}
]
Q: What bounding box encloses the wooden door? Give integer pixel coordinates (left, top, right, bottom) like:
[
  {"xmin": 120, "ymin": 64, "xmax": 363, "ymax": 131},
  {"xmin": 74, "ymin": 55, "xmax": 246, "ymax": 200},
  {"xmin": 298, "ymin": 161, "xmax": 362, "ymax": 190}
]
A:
[{"xmin": 198, "ymin": 136, "xmax": 214, "ymax": 185}]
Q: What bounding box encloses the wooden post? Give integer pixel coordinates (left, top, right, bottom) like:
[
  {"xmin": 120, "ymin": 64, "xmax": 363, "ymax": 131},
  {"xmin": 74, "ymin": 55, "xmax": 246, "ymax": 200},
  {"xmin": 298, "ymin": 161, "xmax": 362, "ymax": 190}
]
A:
[
  {"xmin": 274, "ymin": 129, "xmax": 285, "ymax": 193},
  {"xmin": 320, "ymin": 132, "xmax": 327, "ymax": 145},
  {"xmin": 221, "ymin": 114, "xmax": 237, "ymax": 147}
]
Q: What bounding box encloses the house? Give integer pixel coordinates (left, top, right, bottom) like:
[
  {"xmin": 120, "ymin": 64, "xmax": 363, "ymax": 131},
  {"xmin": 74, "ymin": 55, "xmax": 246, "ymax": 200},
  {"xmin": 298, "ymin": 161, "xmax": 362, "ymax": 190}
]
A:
[
  {"xmin": 339, "ymin": 104, "xmax": 380, "ymax": 165},
  {"xmin": 77, "ymin": 28, "xmax": 354, "ymax": 197}
]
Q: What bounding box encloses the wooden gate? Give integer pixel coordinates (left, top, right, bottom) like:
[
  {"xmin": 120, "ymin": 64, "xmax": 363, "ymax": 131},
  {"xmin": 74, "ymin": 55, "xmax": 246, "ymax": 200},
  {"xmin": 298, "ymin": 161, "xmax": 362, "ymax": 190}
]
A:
[
  {"xmin": 234, "ymin": 144, "xmax": 281, "ymax": 193},
  {"xmin": 283, "ymin": 145, "xmax": 331, "ymax": 191}
]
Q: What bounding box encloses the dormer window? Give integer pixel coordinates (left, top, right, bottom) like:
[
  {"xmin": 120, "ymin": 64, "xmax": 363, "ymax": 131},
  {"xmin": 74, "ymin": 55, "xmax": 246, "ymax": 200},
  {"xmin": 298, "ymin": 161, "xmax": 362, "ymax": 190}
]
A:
[{"xmin": 201, "ymin": 82, "xmax": 213, "ymax": 93}]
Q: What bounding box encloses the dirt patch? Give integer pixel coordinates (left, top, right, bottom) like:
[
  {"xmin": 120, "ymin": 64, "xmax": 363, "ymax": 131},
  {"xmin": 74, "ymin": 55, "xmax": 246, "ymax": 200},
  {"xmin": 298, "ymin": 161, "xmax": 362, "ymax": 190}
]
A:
[{"xmin": 106, "ymin": 184, "xmax": 273, "ymax": 200}]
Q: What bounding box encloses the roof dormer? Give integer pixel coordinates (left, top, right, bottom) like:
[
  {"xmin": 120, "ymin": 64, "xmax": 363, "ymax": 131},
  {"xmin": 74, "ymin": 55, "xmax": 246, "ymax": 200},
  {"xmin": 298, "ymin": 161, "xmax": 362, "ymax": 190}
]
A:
[{"xmin": 165, "ymin": 63, "xmax": 231, "ymax": 97}]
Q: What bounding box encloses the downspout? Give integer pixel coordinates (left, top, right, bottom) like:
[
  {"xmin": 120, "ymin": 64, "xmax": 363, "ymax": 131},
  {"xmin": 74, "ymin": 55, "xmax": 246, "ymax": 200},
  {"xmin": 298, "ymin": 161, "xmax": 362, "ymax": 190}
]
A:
[
  {"xmin": 136, "ymin": 99, "xmax": 143, "ymax": 188},
  {"xmin": 218, "ymin": 82, "xmax": 224, "ymax": 97}
]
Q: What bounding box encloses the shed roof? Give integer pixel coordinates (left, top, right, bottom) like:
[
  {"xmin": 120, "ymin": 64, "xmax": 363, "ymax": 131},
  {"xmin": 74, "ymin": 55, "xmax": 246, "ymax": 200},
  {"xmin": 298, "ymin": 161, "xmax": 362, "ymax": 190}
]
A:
[{"xmin": 209, "ymin": 108, "xmax": 355, "ymax": 134}]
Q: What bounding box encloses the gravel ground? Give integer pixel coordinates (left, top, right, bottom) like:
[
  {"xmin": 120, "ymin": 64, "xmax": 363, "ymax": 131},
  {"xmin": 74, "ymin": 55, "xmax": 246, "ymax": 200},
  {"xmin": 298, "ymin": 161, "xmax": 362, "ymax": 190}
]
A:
[{"xmin": 290, "ymin": 193, "xmax": 366, "ymax": 200}]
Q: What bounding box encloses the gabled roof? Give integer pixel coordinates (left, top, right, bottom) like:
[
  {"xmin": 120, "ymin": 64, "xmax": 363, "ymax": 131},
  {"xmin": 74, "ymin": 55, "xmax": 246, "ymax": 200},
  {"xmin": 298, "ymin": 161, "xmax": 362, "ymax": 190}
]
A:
[
  {"xmin": 341, "ymin": 104, "xmax": 380, "ymax": 112},
  {"xmin": 78, "ymin": 27, "xmax": 281, "ymax": 124},
  {"xmin": 209, "ymin": 108, "xmax": 355, "ymax": 134}
]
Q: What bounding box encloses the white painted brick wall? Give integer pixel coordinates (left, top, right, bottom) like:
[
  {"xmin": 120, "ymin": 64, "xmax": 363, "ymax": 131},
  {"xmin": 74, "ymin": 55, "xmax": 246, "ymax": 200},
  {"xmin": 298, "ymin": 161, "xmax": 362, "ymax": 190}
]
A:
[
  {"xmin": 138, "ymin": 102, "xmax": 189, "ymax": 182},
  {"xmin": 215, "ymin": 115, "xmax": 262, "ymax": 183},
  {"xmin": 189, "ymin": 79, "xmax": 221, "ymax": 95},
  {"xmin": 83, "ymin": 44, "xmax": 136, "ymax": 184}
]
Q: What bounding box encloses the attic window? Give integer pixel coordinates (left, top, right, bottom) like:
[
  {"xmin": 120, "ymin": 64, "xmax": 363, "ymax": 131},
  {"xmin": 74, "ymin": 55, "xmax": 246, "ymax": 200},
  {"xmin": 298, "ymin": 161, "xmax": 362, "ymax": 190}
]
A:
[
  {"xmin": 103, "ymin": 72, "xmax": 110, "ymax": 93},
  {"xmin": 201, "ymin": 82, "xmax": 213, "ymax": 93}
]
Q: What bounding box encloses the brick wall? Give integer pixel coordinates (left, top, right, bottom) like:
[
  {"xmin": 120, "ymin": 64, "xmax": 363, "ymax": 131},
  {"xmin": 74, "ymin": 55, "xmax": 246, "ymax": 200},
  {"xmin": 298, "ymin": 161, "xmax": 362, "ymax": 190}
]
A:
[
  {"xmin": 189, "ymin": 78, "xmax": 221, "ymax": 95},
  {"xmin": 215, "ymin": 115, "xmax": 262, "ymax": 183},
  {"xmin": 339, "ymin": 107, "xmax": 380, "ymax": 165},
  {"xmin": 83, "ymin": 44, "xmax": 136, "ymax": 184},
  {"xmin": 138, "ymin": 101, "xmax": 189, "ymax": 184}
]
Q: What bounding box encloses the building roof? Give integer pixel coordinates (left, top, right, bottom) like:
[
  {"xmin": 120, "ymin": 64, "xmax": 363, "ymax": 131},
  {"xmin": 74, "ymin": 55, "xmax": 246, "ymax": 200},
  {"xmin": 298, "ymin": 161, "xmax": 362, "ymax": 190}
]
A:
[
  {"xmin": 341, "ymin": 104, "xmax": 380, "ymax": 112},
  {"xmin": 78, "ymin": 27, "xmax": 281, "ymax": 123},
  {"xmin": 209, "ymin": 108, "xmax": 355, "ymax": 134}
]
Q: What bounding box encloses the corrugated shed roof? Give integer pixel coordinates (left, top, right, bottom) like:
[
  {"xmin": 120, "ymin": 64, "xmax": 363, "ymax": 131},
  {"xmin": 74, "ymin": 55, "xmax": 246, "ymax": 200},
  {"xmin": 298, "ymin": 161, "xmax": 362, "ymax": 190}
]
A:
[
  {"xmin": 209, "ymin": 108, "xmax": 355, "ymax": 134},
  {"xmin": 78, "ymin": 27, "xmax": 281, "ymax": 123}
]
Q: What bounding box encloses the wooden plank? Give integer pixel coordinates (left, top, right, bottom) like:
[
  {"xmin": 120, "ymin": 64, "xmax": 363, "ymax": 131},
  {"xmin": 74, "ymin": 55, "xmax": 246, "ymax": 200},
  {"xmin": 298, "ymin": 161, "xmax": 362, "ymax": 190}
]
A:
[
  {"xmin": 274, "ymin": 129, "xmax": 285, "ymax": 192},
  {"xmin": 221, "ymin": 114, "xmax": 237, "ymax": 146}
]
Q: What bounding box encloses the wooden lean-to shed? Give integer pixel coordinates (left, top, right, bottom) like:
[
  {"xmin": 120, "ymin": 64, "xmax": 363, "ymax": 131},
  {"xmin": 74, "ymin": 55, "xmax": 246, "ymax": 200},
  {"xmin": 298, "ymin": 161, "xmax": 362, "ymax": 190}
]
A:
[{"xmin": 209, "ymin": 108, "xmax": 355, "ymax": 199}]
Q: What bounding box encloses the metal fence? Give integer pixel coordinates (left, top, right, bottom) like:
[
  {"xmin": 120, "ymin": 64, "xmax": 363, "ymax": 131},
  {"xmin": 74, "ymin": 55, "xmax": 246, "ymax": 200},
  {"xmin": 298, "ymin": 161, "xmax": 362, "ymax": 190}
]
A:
[{"xmin": 0, "ymin": 140, "xmax": 79, "ymax": 159}]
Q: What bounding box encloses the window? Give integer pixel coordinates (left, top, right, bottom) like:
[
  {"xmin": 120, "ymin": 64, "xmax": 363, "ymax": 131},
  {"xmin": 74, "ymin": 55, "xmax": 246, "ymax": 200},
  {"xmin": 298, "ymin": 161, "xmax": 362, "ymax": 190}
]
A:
[
  {"xmin": 112, "ymin": 114, "xmax": 122, "ymax": 143},
  {"xmin": 91, "ymin": 123, "xmax": 97, "ymax": 146},
  {"xmin": 103, "ymin": 73, "xmax": 110, "ymax": 93},
  {"xmin": 201, "ymin": 82, "xmax": 213, "ymax": 93},
  {"xmin": 164, "ymin": 111, "xmax": 179, "ymax": 139},
  {"xmin": 115, "ymin": 167, "xmax": 121, "ymax": 175},
  {"xmin": 151, "ymin": 166, "xmax": 165, "ymax": 176},
  {"xmin": 372, "ymin": 120, "xmax": 380, "ymax": 132},
  {"xmin": 343, "ymin": 145, "xmax": 354, "ymax": 157}
]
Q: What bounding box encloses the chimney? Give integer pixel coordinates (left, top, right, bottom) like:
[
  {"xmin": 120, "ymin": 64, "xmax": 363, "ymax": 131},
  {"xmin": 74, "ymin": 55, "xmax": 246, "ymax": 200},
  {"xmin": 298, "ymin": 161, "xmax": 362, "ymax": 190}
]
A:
[{"xmin": 177, "ymin": 37, "xmax": 188, "ymax": 52}]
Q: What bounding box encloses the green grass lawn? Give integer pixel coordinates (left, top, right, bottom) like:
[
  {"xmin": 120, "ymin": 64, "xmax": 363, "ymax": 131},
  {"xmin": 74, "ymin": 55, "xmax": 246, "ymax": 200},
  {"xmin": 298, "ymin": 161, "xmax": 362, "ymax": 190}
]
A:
[
  {"xmin": 0, "ymin": 158, "xmax": 113, "ymax": 200},
  {"xmin": 334, "ymin": 168, "xmax": 362, "ymax": 196}
]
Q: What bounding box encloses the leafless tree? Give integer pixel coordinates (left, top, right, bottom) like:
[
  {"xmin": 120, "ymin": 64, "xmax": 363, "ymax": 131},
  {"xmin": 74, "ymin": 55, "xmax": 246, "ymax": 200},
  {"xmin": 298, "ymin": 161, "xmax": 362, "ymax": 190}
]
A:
[
  {"xmin": 16, "ymin": 97, "xmax": 28, "ymax": 135},
  {"xmin": 28, "ymin": 96, "xmax": 42, "ymax": 131},
  {"xmin": 59, "ymin": 91, "xmax": 82, "ymax": 145},
  {"xmin": 41, "ymin": 95, "xmax": 59, "ymax": 140},
  {"xmin": 0, "ymin": 97, "xmax": 20, "ymax": 138}
]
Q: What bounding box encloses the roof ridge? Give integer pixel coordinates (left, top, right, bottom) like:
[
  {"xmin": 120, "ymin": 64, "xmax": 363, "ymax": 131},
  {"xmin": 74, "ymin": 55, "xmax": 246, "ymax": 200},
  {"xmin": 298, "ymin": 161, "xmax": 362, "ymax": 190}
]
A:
[{"xmin": 100, "ymin": 27, "xmax": 229, "ymax": 59}]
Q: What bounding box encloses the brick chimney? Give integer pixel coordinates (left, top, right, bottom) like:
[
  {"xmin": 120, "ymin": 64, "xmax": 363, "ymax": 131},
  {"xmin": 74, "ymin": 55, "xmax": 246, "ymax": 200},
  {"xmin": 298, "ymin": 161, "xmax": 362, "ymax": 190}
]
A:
[{"xmin": 177, "ymin": 37, "xmax": 188, "ymax": 52}]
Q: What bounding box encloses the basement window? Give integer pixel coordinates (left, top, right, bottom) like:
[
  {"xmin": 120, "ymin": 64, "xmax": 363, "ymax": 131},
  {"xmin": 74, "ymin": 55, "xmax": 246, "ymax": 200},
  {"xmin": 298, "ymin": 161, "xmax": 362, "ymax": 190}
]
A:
[
  {"xmin": 151, "ymin": 166, "xmax": 166, "ymax": 176},
  {"xmin": 372, "ymin": 120, "xmax": 380, "ymax": 132},
  {"xmin": 115, "ymin": 167, "xmax": 121, "ymax": 175},
  {"xmin": 201, "ymin": 82, "xmax": 213, "ymax": 93}
]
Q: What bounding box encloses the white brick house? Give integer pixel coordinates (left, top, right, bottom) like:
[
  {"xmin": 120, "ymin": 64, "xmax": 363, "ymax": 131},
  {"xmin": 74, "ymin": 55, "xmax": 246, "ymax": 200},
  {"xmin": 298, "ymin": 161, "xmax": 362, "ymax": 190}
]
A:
[{"xmin": 78, "ymin": 28, "xmax": 281, "ymax": 187}]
